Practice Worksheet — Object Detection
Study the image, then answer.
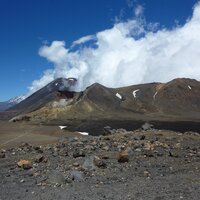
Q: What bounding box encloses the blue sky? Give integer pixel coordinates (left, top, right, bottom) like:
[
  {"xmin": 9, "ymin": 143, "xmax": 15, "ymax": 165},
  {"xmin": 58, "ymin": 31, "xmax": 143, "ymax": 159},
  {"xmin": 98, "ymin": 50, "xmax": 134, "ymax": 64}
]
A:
[{"xmin": 0, "ymin": 0, "xmax": 198, "ymax": 101}]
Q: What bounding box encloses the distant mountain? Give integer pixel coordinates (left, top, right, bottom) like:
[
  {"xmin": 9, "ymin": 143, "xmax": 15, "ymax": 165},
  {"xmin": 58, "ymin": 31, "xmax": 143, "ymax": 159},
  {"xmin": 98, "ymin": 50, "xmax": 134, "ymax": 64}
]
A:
[
  {"xmin": 8, "ymin": 77, "xmax": 200, "ymax": 123},
  {"xmin": 0, "ymin": 96, "xmax": 25, "ymax": 111},
  {"xmin": 7, "ymin": 96, "xmax": 26, "ymax": 104},
  {"xmin": 8, "ymin": 78, "xmax": 77, "ymax": 113}
]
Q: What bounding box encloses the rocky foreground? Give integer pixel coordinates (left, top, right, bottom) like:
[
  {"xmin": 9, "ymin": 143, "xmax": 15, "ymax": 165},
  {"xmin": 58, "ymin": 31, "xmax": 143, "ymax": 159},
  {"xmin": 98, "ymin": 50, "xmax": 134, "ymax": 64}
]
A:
[{"xmin": 0, "ymin": 128, "xmax": 200, "ymax": 200}]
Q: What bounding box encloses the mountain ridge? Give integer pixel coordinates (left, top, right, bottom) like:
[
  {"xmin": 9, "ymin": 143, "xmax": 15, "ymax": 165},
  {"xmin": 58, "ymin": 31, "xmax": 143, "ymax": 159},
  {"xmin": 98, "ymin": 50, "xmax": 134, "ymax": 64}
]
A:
[
  {"xmin": 6, "ymin": 77, "xmax": 200, "ymax": 124},
  {"xmin": 0, "ymin": 96, "xmax": 25, "ymax": 111}
]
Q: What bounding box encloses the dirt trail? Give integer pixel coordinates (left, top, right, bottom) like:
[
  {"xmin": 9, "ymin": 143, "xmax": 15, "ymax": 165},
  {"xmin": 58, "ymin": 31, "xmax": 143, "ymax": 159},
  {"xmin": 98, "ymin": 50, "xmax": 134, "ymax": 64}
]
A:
[
  {"xmin": 0, "ymin": 132, "xmax": 29, "ymax": 147},
  {"xmin": 0, "ymin": 122, "xmax": 78, "ymax": 149}
]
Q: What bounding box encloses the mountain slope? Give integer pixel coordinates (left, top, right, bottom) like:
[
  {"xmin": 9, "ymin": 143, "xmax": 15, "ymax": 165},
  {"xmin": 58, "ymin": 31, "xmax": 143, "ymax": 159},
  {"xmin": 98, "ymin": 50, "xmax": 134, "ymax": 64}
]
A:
[
  {"xmin": 154, "ymin": 78, "xmax": 200, "ymax": 114},
  {"xmin": 8, "ymin": 78, "xmax": 76, "ymax": 113},
  {"xmin": 9, "ymin": 78, "xmax": 200, "ymax": 123},
  {"xmin": 0, "ymin": 96, "xmax": 25, "ymax": 111}
]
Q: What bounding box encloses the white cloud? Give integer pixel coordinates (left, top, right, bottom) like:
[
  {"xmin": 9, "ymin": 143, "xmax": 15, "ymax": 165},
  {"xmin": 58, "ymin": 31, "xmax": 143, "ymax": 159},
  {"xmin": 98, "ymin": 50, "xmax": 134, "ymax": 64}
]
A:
[
  {"xmin": 39, "ymin": 41, "xmax": 68, "ymax": 65},
  {"xmin": 28, "ymin": 2, "xmax": 200, "ymax": 95},
  {"xmin": 28, "ymin": 70, "xmax": 54, "ymax": 94},
  {"xmin": 127, "ymin": 0, "xmax": 137, "ymax": 9},
  {"xmin": 72, "ymin": 35, "xmax": 96, "ymax": 47},
  {"xmin": 134, "ymin": 5, "xmax": 144, "ymax": 17}
]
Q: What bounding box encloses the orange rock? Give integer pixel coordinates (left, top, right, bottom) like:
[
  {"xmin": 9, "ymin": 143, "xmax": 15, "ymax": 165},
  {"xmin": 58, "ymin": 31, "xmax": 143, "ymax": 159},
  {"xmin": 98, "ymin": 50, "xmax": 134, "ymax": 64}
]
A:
[
  {"xmin": 144, "ymin": 142, "xmax": 155, "ymax": 151},
  {"xmin": 118, "ymin": 149, "xmax": 129, "ymax": 163},
  {"xmin": 17, "ymin": 160, "xmax": 32, "ymax": 169}
]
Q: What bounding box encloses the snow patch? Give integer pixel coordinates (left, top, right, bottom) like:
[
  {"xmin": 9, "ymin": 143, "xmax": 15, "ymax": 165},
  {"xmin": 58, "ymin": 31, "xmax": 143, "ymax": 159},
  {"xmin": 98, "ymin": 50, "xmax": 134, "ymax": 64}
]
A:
[
  {"xmin": 116, "ymin": 93, "xmax": 122, "ymax": 99},
  {"xmin": 59, "ymin": 126, "xmax": 67, "ymax": 130},
  {"xmin": 133, "ymin": 89, "xmax": 140, "ymax": 98},
  {"xmin": 153, "ymin": 91, "xmax": 158, "ymax": 100},
  {"xmin": 8, "ymin": 96, "xmax": 26, "ymax": 104},
  {"xmin": 78, "ymin": 132, "xmax": 89, "ymax": 136},
  {"xmin": 68, "ymin": 78, "xmax": 76, "ymax": 81},
  {"xmin": 188, "ymin": 85, "xmax": 192, "ymax": 90},
  {"xmin": 55, "ymin": 83, "xmax": 58, "ymax": 86}
]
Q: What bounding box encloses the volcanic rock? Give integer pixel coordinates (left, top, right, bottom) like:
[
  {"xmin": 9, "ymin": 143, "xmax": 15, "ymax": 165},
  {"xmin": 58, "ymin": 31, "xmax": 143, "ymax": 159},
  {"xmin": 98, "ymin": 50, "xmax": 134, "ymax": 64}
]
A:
[
  {"xmin": 34, "ymin": 154, "xmax": 45, "ymax": 163},
  {"xmin": 142, "ymin": 122, "xmax": 153, "ymax": 131},
  {"xmin": 73, "ymin": 149, "xmax": 85, "ymax": 158},
  {"xmin": 118, "ymin": 149, "xmax": 129, "ymax": 163},
  {"xmin": 17, "ymin": 160, "xmax": 32, "ymax": 169},
  {"xmin": 93, "ymin": 156, "xmax": 107, "ymax": 168},
  {"xmin": 70, "ymin": 171, "xmax": 84, "ymax": 182},
  {"xmin": 0, "ymin": 153, "xmax": 5, "ymax": 158},
  {"xmin": 82, "ymin": 157, "xmax": 95, "ymax": 171}
]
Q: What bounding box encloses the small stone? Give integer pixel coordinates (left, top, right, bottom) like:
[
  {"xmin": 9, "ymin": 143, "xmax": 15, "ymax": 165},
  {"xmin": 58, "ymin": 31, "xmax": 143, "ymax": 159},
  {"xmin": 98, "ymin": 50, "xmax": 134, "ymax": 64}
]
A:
[
  {"xmin": 155, "ymin": 147, "xmax": 165, "ymax": 157},
  {"xmin": 1, "ymin": 149, "xmax": 6, "ymax": 153},
  {"xmin": 103, "ymin": 126, "xmax": 112, "ymax": 135},
  {"xmin": 142, "ymin": 122, "xmax": 153, "ymax": 131},
  {"xmin": 93, "ymin": 156, "xmax": 107, "ymax": 168},
  {"xmin": 82, "ymin": 157, "xmax": 95, "ymax": 171},
  {"xmin": 126, "ymin": 147, "xmax": 134, "ymax": 156},
  {"xmin": 34, "ymin": 155, "xmax": 44, "ymax": 163},
  {"xmin": 118, "ymin": 150, "xmax": 129, "ymax": 163},
  {"xmin": 102, "ymin": 146, "xmax": 109, "ymax": 151},
  {"xmin": 33, "ymin": 146, "xmax": 40, "ymax": 150},
  {"xmin": 144, "ymin": 142, "xmax": 154, "ymax": 151},
  {"xmin": 135, "ymin": 148, "xmax": 141, "ymax": 152},
  {"xmin": 0, "ymin": 153, "xmax": 5, "ymax": 158},
  {"xmin": 143, "ymin": 170, "xmax": 150, "ymax": 177},
  {"xmin": 140, "ymin": 135, "xmax": 146, "ymax": 140},
  {"xmin": 70, "ymin": 171, "xmax": 84, "ymax": 182},
  {"xmin": 174, "ymin": 143, "xmax": 181, "ymax": 149},
  {"xmin": 169, "ymin": 150, "xmax": 179, "ymax": 158},
  {"xmin": 73, "ymin": 162, "xmax": 80, "ymax": 167},
  {"xmin": 17, "ymin": 160, "xmax": 32, "ymax": 170},
  {"xmin": 117, "ymin": 145, "xmax": 126, "ymax": 151},
  {"xmin": 84, "ymin": 145, "xmax": 95, "ymax": 151},
  {"xmin": 20, "ymin": 142, "xmax": 31, "ymax": 148},
  {"xmin": 43, "ymin": 157, "xmax": 48, "ymax": 163},
  {"xmin": 101, "ymin": 155, "xmax": 109, "ymax": 159},
  {"xmin": 59, "ymin": 149, "xmax": 68, "ymax": 156},
  {"xmin": 73, "ymin": 149, "xmax": 85, "ymax": 158},
  {"xmin": 37, "ymin": 149, "xmax": 44, "ymax": 154},
  {"xmin": 143, "ymin": 150, "xmax": 154, "ymax": 157}
]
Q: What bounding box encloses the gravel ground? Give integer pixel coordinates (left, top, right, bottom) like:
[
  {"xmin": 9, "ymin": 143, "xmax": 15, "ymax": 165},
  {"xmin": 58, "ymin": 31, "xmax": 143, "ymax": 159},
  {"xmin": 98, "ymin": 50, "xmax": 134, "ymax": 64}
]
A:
[{"xmin": 0, "ymin": 128, "xmax": 200, "ymax": 200}]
